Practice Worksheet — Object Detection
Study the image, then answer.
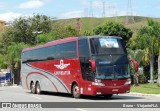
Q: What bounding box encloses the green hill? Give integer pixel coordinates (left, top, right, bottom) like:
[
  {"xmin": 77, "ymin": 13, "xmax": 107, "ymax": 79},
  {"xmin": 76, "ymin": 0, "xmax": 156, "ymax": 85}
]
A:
[{"xmin": 55, "ymin": 16, "xmax": 160, "ymax": 38}]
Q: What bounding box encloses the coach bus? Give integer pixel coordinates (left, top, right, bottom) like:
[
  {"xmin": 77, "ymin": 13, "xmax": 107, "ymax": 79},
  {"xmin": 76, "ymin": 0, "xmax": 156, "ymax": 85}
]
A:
[{"xmin": 21, "ymin": 36, "xmax": 131, "ymax": 98}]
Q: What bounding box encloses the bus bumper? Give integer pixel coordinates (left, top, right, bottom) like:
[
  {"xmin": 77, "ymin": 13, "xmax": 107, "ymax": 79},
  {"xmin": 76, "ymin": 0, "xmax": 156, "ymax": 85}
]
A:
[{"xmin": 91, "ymin": 84, "xmax": 131, "ymax": 96}]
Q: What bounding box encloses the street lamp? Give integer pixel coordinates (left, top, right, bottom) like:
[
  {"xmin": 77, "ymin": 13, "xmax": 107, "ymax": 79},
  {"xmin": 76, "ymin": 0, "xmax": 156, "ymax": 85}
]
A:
[
  {"xmin": 32, "ymin": 31, "xmax": 43, "ymax": 44},
  {"xmin": 32, "ymin": 31, "xmax": 43, "ymax": 34}
]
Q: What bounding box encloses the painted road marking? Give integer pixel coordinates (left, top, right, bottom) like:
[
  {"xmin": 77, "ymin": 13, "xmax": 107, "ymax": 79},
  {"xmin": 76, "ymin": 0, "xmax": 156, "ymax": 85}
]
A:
[
  {"xmin": 31, "ymin": 96, "xmax": 42, "ymax": 100},
  {"xmin": 76, "ymin": 108, "xmax": 87, "ymax": 111}
]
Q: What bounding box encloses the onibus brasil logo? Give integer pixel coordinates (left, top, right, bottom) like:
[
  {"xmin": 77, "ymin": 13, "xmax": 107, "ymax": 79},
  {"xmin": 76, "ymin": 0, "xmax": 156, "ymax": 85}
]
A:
[{"xmin": 54, "ymin": 60, "xmax": 70, "ymax": 70}]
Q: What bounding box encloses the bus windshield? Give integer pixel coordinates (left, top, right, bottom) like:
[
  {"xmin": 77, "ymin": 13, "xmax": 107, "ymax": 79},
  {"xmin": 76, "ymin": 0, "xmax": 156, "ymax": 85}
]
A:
[
  {"xmin": 90, "ymin": 37, "xmax": 130, "ymax": 80},
  {"xmin": 90, "ymin": 37, "xmax": 127, "ymax": 55}
]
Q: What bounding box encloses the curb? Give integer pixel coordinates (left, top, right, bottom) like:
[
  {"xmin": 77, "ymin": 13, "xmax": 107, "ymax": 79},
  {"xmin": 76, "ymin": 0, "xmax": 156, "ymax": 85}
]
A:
[{"xmin": 129, "ymin": 92, "xmax": 160, "ymax": 97}]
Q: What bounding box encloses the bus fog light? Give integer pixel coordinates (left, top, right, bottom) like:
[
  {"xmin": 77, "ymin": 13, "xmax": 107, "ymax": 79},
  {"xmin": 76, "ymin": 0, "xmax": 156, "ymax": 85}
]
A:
[
  {"xmin": 124, "ymin": 79, "xmax": 131, "ymax": 85},
  {"xmin": 96, "ymin": 92, "xmax": 102, "ymax": 95},
  {"xmin": 92, "ymin": 82, "xmax": 105, "ymax": 86}
]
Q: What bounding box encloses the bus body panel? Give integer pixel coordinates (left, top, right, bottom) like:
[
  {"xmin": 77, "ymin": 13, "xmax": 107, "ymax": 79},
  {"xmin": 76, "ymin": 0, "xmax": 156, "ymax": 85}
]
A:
[
  {"xmin": 21, "ymin": 36, "xmax": 131, "ymax": 97},
  {"xmin": 77, "ymin": 80, "xmax": 130, "ymax": 96},
  {"xmin": 21, "ymin": 63, "xmax": 70, "ymax": 93}
]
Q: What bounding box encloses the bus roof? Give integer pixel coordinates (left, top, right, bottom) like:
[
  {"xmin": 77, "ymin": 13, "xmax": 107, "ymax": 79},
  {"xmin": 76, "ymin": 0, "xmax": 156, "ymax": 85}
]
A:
[
  {"xmin": 78, "ymin": 36, "xmax": 122, "ymax": 39},
  {"xmin": 22, "ymin": 37, "xmax": 78, "ymax": 52},
  {"xmin": 22, "ymin": 36, "xmax": 123, "ymax": 52}
]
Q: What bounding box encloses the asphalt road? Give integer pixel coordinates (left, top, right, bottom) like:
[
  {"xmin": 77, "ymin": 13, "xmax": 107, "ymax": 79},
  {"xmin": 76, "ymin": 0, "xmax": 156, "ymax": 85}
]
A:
[{"xmin": 0, "ymin": 86, "xmax": 160, "ymax": 111}]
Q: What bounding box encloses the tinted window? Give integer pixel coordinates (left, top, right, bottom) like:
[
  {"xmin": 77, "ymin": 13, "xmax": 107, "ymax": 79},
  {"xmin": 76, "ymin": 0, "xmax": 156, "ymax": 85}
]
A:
[
  {"xmin": 22, "ymin": 41, "xmax": 77, "ymax": 63},
  {"xmin": 90, "ymin": 37, "xmax": 127, "ymax": 55},
  {"xmin": 78, "ymin": 39, "xmax": 90, "ymax": 58},
  {"xmin": 56, "ymin": 41, "xmax": 77, "ymax": 59},
  {"xmin": 78, "ymin": 39, "xmax": 93, "ymax": 81},
  {"xmin": 46, "ymin": 46, "xmax": 56, "ymax": 60}
]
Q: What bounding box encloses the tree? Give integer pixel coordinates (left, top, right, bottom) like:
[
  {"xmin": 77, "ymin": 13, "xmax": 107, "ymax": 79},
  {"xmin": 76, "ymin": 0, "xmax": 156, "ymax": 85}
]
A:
[
  {"xmin": 83, "ymin": 31, "xmax": 93, "ymax": 36},
  {"xmin": 128, "ymin": 49, "xmax": 144, "ymax": 65},
  {"xmin": 37, "ymin": 25, "xmax": 79, "ymax": 44},
  {"xmin": 11, "ymin": 14, "xmax": 52, "ymax": 45},
  {"xmin": 136, "ymin": 19, "xmax": 160, "ymax": 83},
  {"xmin": 7, "ymin": 42, "xmax": 30, "ymax": 84},
  {"xmin": 7, "ymin": 42, "xmax": 30, "ymax": 62},
  {"xmin": 0, "ymin": 54, "xmax": 9, "ymax": 69},
  {"xmin": 0, "ymin": 28, "xmax": 13, "ymax": 55},
  {"xmin": 31, "ymin": 14, "xmax": 52, "ymax": 34},
  {"xmin": 158, "ymin": 50, "xmax": 160, "ymax": 86},
  {"xmin": 93, "ymin": 21, "xmax": 133, "ymax": 43}
]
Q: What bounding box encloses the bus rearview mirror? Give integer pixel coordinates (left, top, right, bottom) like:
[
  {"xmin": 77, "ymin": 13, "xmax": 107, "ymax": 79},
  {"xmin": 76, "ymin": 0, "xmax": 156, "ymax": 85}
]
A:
[{"xmin": 89, "ymin": 60, "xmax": 96, "ymax": 72}]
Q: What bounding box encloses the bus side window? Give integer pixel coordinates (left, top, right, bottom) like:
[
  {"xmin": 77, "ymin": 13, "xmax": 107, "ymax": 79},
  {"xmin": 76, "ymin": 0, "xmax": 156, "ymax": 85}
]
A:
[
  {"xmin": 46, "ymin": 46, "xmax": 56, "ymax": 60},
  {"xmin": 56, "ymin": 42, "xmax": 77, "ymax": 59},
  {"xmin": 78, "ymin": 39, "xmax": 93, "ymax": 81},
  {"xmin": 78, "ymin": 39, "xmax": 90, "ymax": 61}
]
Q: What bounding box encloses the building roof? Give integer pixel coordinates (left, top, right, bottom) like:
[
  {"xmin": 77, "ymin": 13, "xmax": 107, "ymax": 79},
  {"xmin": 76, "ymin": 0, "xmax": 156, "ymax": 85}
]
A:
[{"xmin": 0, "ymin": 20, "xmax": 6, "ymax": 31}]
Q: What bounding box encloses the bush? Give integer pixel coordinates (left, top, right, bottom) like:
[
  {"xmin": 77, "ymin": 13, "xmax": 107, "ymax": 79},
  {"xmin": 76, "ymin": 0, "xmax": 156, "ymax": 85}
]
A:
[
  {"xmin": 131, "ymin": 73, "xmax": 146, "ymax": 84},
  {"xmin": 138, "ymin": 74, "xmax": 146, "ymax": 84},
  {"xmin": 153, "ymin": 70, "xmax": 158, "ymax": 80}
]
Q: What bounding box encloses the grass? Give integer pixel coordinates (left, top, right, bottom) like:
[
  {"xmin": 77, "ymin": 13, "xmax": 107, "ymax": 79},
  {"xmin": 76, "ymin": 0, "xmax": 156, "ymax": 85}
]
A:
[
  {"xmin": 130, "ymin": 83, "xmax": 160, "ymax": 94},
  {"xmin": 55, "ymin": 16, "xmax": 152, "ymax": 38},
  {"xmin": 55, "ymin": 16, "xmax": 160, "ymax": 37}
]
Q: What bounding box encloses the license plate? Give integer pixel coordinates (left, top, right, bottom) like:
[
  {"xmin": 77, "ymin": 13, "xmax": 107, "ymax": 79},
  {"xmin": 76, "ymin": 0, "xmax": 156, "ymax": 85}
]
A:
[{"xmin": 112, "ymin": 89, "xmax": 118, "ymax": 92}]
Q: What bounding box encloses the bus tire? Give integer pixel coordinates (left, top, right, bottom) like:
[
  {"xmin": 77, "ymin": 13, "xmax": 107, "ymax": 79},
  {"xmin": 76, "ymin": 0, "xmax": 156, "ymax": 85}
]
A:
[
  {"xmin": 104, "ymin": 94, "xmax": 113, "ymax": 99},
  {"xmin": 72, "ymin": 84, "xmax": 80, "ymax": 98},
  {"xmin": 30, "ymin": 82, "xmax": 36, "ymax": 94},
  {"xmin": 35, "ymin": 82, "xmax": 41, "ymax": 94}
]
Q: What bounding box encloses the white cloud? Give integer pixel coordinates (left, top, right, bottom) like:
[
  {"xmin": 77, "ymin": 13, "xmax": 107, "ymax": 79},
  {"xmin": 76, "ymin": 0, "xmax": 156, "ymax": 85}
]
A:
[
  {"xmin": 0, "ymin": 12, "xmax": 33, "ymax": 22},
  {"xmin": 18, "ymin": 0, "xmax": 44, "ymax": 9},
  {"xmin": 59, "ymin": 11, "xmax": 84, "ymax": 19},
  {"xmin": 0, "ymin": 12, "xmax": 22, "ymax": 21}
]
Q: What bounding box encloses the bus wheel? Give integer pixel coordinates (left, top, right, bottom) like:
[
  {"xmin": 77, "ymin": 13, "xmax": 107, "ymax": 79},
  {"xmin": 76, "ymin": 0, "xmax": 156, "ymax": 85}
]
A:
[
  {"xmin": 104, "ymin": 94, "xmax": 113, "ymax": 99},
  {"xmin": 36, "ymin": 82, "xmax": 41, "ymax": 94},
  {"xmin": 30, "ymin": 82, "xmax": 36, "ymax": 94},
  {"xmin": 72, "ymin": 84, "xmax": 80, "ymax": 98}
]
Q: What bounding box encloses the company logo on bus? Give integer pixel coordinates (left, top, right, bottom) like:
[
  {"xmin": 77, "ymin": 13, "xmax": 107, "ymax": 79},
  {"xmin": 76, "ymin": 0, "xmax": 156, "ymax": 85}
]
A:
[{"xmin": 54, "ymin": 60, "xmax": 70, "ymax": 70}]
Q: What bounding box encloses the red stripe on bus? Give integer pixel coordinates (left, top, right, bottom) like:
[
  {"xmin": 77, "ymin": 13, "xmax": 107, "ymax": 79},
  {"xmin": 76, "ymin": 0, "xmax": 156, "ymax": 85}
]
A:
[{"xmin": 26, "ymin": 72, "xmax": 59, "ymax": 92}]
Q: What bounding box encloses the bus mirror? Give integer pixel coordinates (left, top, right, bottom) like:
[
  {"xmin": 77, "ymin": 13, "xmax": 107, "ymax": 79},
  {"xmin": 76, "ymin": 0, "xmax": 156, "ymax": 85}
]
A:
[{"xmin": 89, "ymin": 60, "xmax": 96, "ymax": 72}]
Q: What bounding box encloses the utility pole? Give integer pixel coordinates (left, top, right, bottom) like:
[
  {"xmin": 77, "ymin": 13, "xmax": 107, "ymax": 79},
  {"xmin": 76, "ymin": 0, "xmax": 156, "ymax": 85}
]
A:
[
  {"xmin": 84, "ymin": 8, "xmax": 89, "ymax": 17},
  {"xmin": 126, "ymin": 0, "xmax": 135, "ymax": 24}
]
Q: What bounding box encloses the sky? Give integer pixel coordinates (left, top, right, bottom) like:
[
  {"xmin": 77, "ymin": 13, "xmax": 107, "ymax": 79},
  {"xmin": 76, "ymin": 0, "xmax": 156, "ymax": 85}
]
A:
[{"xmin": 0, "ymin": 0, "xmax": 160, "ymax": 21}]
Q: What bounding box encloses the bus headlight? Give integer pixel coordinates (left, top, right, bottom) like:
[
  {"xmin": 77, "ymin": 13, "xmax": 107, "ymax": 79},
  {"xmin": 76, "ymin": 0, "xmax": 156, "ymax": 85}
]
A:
[
  {"xmin": 92, "ymin": 82, "xmax": 105, "ymax": 86},
  {"xmin": 124, "ymin": 78, "xmax": 131, "ymax": 85}
]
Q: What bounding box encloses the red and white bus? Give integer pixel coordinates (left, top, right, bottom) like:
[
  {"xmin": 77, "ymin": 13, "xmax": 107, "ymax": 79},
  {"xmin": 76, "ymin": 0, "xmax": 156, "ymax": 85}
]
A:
[{"xmin": 21, "ymin": 36, "xmax": 131, "ymax": 98}]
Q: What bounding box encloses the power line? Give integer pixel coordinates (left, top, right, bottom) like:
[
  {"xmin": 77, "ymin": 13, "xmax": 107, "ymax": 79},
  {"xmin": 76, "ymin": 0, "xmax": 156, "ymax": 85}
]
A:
[
  {"xmin": 102, "ymin": 1, "xmax": 106, "ymax": 18},
  {"xmin": 111, "ymin": 6, "xmax": 117, "ymax": 21},
  {"xmin": 126, "ymin": 0, "xmax": 135, "ymax": 24},
  {"xmin": 89, "ymin": 0, "xmax": 93, "ymax": 17},
  {"xmin": 84, "ymin": 8, "xmax": 89, "ymax": 17},
  {"xmin": 108, "ymin": 4, "xmax": 117, "ymax": 21}
]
